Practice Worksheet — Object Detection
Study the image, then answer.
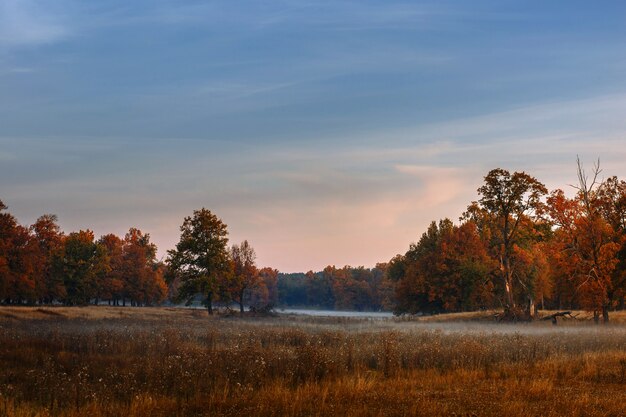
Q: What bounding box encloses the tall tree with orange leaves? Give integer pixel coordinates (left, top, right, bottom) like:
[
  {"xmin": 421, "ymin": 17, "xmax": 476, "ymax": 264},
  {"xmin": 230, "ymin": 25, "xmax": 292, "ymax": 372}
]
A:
[
  {"xmin": 546, "ymin": 160, "xmax": 622, "ymax": 323},
  {"xmin": 0, "ymin": 200, "xmax": 39, "ymax": 304},
  {"xmin": 51, "ymin": 230, "xmax": 109, "ymax": 306},
  {"xmin": 464, "ymin": 168, "xmax": 547, "ymax": 318},
  {"xmin": 389, "ymin": 219, "xmax": 495, "ymax": 315},
  {"xmin": 31, "ymin": 214, "xmax": 64, "ymax": 304},
  {"xmin": 229, "ymin": 240, "xmax": 259, "ymax": 313},
  {"xmin": 122, "ymin": 228, "xmax": 166, "ymax": 306},
  {"xmin": 98, "ymin": 234, "xmax": 126, "ymax": 305}
]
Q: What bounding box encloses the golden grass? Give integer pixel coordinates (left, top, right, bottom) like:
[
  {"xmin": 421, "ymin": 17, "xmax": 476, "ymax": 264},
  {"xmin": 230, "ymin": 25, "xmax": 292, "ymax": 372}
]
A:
[
  {"xmin": 0, "ymin": 306, "xmax": 208, "ymax": 321},
  {"xmin": 407, "ymin": 309, "xmax": 626, "ymax": 323},
  {"xmin": 1, "ymin": 307, "xmax": 626, "ymax": 416}
]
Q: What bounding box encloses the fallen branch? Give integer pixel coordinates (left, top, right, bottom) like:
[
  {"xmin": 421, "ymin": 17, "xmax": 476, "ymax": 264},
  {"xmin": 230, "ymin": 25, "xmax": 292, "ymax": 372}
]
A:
[{"xmin": 541, "ymin": 311, "xmax": 576, "ymax": 325}]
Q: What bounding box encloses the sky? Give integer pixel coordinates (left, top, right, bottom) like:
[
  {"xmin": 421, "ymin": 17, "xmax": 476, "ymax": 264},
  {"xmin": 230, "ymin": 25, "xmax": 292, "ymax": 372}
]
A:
[{"xmin": 1, "ymin": 0, "xmax": 626, "ymax": 272}]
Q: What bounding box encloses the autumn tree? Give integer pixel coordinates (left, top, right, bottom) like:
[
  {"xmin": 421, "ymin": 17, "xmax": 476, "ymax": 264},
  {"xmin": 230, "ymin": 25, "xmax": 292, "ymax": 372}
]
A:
[
  {"xmin": 465, "ymin": 168, "xmax": 547, "ymax": 318},
  {"xmin": 372, "ymin": 263, "xmax": 395, "ymax": 311},
  {"xmin": 546, "ymin": 160, "xmax": 622, "ymax": 323},
  {"xmin": 0, "ymin": 200, "xmax": 10, "ymax": 302},
  {"xmin": 389, "ymin": 219, "xmax": 495, "ymax": 315},
  {"xmin": 167, "ymin": 208, "xmax": 230, "ymax": 314},
  {"xmin": 31, "ymin": 215, "xmax": 64, "ymax": 303},
  {"xmin": 229, "ymin": 240, "xmax": 259, "ymax": 313},
  {"xmin": 98, "ymin": 234, "xmax": 126, "ymax": 305},
  {"xmin": 51, "ymin": 230, "xmax": 109, "ymax": 305},
  {"xmin": 248, "ymin": 267, "xmax": 279, "ymax": 310},
  {"xmin": 331, "ymin": 267, "xmax": 361, "ymax": 310},
  {"xmin": 0, "ymin": 200, "xmax": 39, "ymax": 304},
  {"xmin": 122, "ymin": 228, "xmax": 166, "ymax": 306},
  {"xmin": 332, "ymin": 266, "xmax": 388, "ymax": 311},
  {"xmin": 595, "ymin": 175, "xmax": 626, "ymax": 311},
  {"xmin": 147, "ymin": 262, "xmax": 169, "ymax": 306},
  {"xmin": 97, "ymin": 231, "xmax": 167, "ymax": 307},
  {"xmin": 258, "ymin": 267, "xmax": 279, "ymax": 307},
  {"xmin": 437, "ymin": 221, "xmax": 496, "ymax": 312},
  {"xmin": 523, "ymin": 242, "xmax": 552, "ymax": 311}
]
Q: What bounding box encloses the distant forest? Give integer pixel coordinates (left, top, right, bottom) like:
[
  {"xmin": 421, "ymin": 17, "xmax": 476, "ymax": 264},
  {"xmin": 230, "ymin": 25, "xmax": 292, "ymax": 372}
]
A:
[
  {"xmin": 276, "ymin": 267, "xmax": 393, "ymax": 311},
  {"xmin": 2, "ymin": 160, "xmax": 626, "ymax": 322}
]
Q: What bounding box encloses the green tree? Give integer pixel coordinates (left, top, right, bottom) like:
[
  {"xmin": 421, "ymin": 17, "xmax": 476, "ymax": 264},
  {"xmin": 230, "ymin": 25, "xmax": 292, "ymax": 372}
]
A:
[{"xmin": 167, "ymin": 208, "xmax": 230, "ymax": 315}]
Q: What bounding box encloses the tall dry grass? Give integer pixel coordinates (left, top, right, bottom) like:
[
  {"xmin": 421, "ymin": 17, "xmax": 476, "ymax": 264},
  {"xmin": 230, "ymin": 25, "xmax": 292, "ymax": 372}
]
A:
[{"xmin": 1, "ymin": 307, "xmax": 626, "ymax": 416}]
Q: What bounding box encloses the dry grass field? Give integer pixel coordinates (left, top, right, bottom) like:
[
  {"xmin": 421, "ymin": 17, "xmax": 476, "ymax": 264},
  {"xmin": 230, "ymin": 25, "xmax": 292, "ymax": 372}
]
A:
[{"xmin": 1, "ymin": 307, "xmax": 626, "ymax": 416}]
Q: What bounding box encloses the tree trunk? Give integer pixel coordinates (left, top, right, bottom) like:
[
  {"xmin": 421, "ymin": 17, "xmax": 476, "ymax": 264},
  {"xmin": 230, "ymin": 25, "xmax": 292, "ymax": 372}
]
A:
[
  {"xmin": 602, "ymin": 305, "xmax": 610, "ymax": 324},
  {"xmin": 526, "ymin": 297, "xmax": 536, "ymax": 319},
  {"xmin": 239, "ymin": 289, "xmax": 245, "ymax": 313},
  {"xmin": 503, "ymin": 256, "xmax": 515, "ymax": 310},
  {"xmin": 504, "ymin": 275, "xmax": 515, "ymax": 309},
  {"xmin": 206, "ymin": 293, "xmax": 213, "ymax": 315}
]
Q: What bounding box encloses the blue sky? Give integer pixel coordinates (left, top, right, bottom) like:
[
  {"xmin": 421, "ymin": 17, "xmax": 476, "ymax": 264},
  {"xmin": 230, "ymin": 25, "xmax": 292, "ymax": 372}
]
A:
[{"xmin": 2, "ymin": 0, "xmax": 626, "ymax": 271}]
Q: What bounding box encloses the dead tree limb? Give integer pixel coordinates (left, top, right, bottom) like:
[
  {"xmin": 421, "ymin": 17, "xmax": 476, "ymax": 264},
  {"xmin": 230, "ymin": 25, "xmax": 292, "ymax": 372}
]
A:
[{"xmin": 541, "ymin": 311, "xmax": 575, "ymax": 325}]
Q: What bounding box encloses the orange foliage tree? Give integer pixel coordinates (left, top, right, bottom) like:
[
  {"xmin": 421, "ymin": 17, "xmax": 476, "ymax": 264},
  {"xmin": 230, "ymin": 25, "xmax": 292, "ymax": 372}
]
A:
[
  {"xmin": 98, "ymin": 234, "xmax": 126, "ymax": 305},
  {"xmin": 50, "ymin": 230, "xmax": 109, "ymax": 306},
  {"xmin": 0, "ymin": 200, "xmax": 40, "ymax": 304},
  {"xmin": 546, "ymin": 160, "xmax": 623, "ymax": 323},
  {"xmin": 389, "ymin": 219, "xmax": 495, "ymax": 315},
  {"xmin": 229, "ymin": 240, "xmax": 259, "ymax": 312},
  {"xmin": 122, "ymin": 228, "xmax": 167, "ymax": 306},
  {"xmin": 31, "ymin": 214, "xmax": 64, "ymax": 303},
  {"xmin": 464, "ymin": 168, "xmax": 547, "ymax": 318},
  {"xmin": 249, "ymin": 267, "xmax": 279, "ymax": 310}
]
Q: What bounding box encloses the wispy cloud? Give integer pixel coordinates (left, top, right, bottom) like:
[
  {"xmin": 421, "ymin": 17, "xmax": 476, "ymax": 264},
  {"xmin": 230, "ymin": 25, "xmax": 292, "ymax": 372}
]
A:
[{"xmin": 0, "ymin": 66, "xmax": 35, "ymax": 76}]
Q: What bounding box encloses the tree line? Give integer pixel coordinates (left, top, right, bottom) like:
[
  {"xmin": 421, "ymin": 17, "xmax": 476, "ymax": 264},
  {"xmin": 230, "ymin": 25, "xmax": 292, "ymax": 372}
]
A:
[
  {"xmin": 0, "ymin": 204, "xmax": 274, "ymax": 311},
  {"xmin": 0, "ymin": 202, "xmax": 394, "ymax": 312},
  {"xmin": 0, "ymin": 202, "xmax": 167, "ymax": 306},
  {"xmin": 389, "ymin": 159, "xmax": 626, "ymax": 323},
  {"xmin": 275, "ymin": 266, "xmax": 394, "ymax": 311},
  {"xmin": 2, "ymin": 159, "xmax": 625, "ymax": 322}
]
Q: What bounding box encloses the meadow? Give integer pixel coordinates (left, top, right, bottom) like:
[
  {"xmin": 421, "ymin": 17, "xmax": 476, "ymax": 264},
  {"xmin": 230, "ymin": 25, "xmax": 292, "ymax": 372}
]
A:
[{"xmin": 1, "ymin": 307, "xmax": 626, "ymax": 416}]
